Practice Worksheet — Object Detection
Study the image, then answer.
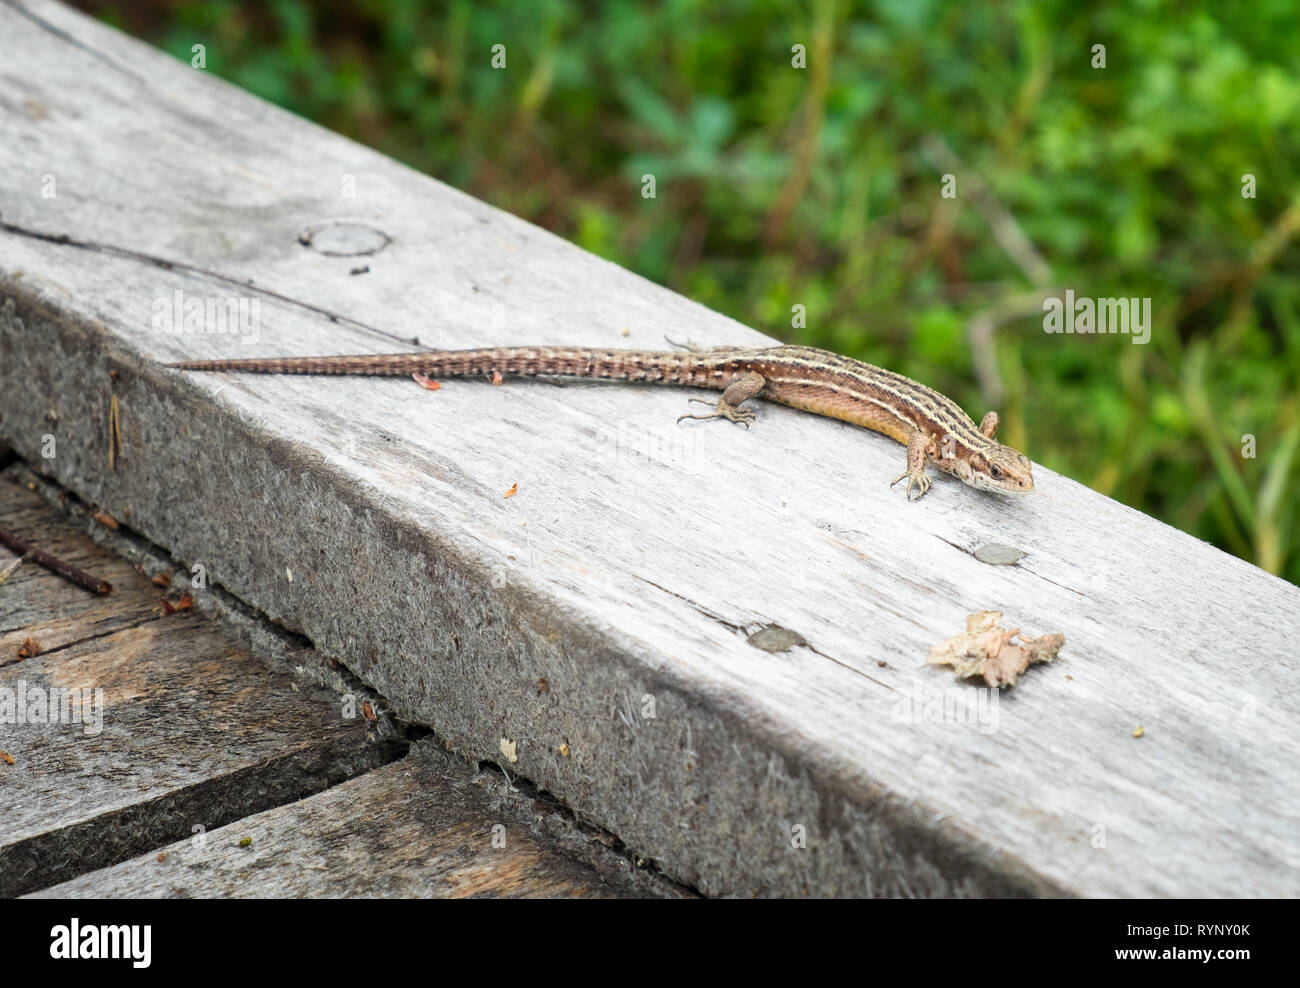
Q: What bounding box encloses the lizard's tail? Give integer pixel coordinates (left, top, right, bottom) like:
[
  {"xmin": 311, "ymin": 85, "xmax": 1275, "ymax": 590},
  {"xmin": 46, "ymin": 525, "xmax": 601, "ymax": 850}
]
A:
[
  {"xmin": 167, "ymin": 352, "xmax": 450, "ymax": 375},
  {"xmin": 167, "ymin": 347, "xmax": 726, "ymax": 384}
]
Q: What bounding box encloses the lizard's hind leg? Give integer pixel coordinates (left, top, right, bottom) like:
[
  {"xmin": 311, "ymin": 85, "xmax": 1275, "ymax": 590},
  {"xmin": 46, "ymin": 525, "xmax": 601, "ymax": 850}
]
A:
[{"xmin": 677, "ymin": 371, "xmax": 765, "ymax": 428}]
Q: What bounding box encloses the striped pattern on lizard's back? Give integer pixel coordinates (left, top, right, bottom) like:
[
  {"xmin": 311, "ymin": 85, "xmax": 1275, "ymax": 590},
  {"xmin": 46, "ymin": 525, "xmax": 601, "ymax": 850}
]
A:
[{"xmin": 167, "ymin": 344, "xmax": 1034, "ymax": 498}]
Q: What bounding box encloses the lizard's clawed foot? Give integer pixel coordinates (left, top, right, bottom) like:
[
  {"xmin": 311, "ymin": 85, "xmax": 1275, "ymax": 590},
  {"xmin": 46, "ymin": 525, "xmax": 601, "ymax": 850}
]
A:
[
  {"xmin": 677, "ymin": 398, "xmax": 756, "ymax": 428},
  {"xmin": 890, "ymin": 469, "xmax": 932, "ymax": 501}
]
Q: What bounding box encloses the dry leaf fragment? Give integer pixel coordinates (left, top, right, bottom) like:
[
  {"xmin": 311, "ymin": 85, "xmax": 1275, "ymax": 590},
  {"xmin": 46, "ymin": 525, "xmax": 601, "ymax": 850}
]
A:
[
  {"xmin": 411, "ymin": 373, "xmax": 441, "ymax": 390},
  {"xmin": 492, "ymin": 370, "xmax": 503, "ymax": 386},
  {"xmin": 159, "ymin": 591, "xmax": 195, "ymax": 615},
  {"xmin": 151, "ymin": 571, "xmax": 173, "ymax": 587},
  {"xmin": 361, "ymin": 699, "xmax": 376, "ymax": 721},
  {"xmin": 17, "ymin": 636, "xmax": 41, "ymax": 659},
  {"xmin": 927, "ymin": 610, "xmax": 1065, "ymax": 688},
  {"xmin": 157, "ymin": 852, "xmax": 169, "ymax": 863},
  {"xmin": 504, "ymin": 483, "xmax": 518, "ymax": 498},
  {"xmin": 1132, "ymin": 726, "xmax": 1145, "ymax": 738},
  {"xmin": 92, "ymin": 510, "xmax": 119, "ymax": 529},
  {"xmin": 499, "ymin": 737, "xmax": 518, "ymax": 763},
  {"xmin": 0, "ymin": 750, "xmax": 14, "ymax": 766}
]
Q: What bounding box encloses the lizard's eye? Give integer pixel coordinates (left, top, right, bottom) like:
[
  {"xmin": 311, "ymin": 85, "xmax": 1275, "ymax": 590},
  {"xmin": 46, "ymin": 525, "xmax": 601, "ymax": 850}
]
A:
[{"xmin": 991, "ymin": 466, "xmax": 1002, "ymax": 479}]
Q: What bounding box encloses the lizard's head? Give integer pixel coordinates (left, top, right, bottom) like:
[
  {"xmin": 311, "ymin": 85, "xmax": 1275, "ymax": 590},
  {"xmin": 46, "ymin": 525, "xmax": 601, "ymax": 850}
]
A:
[{"xmin": 951, "ymin": 444, "xmax": 1034, "ymax": 495}]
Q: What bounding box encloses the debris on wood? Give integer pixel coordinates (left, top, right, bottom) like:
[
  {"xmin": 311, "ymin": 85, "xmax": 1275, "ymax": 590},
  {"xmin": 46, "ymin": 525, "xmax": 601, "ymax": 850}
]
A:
[
  {"xmin": 0, "ymin": 554, "xmax": 22, "ymax": 586},
  {"xmin": 973, "ymin": 544, "xmax": 1027, "ymax": 566},
  {"xmin": 158, "ymin": 591, "xmax": 195, "ymax": 615},
  {"xmin": 927, "ymin": 610, "xmax": 1065, "ymax": 688},
  {"xmin": 0, "ymin": 527, "xmax": 112, "ymax": 594},
  {"xmin": 499, "ymin": 737, "xmax": 518, "ymax": 763}
]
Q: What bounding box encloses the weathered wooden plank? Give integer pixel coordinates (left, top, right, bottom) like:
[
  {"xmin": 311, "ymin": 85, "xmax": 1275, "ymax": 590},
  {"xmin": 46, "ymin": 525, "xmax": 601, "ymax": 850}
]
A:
[
  {"xmin": 0, "ymin": 480, "xmax": 397, "ymax": 897},
  {"xmin": 0, "ymin": 477, "xmax": 161, "ymax": 664},
  {"xmin": 1, "ymin": 468, "xmax": 666, "ymax": 898},
  {"xmin": 27, "ymin": 740, "xmax": 673, "ymax": 898},
  {"xmin": 1, "ymin": 0, "xmax": 1298, "ymax": 897}
]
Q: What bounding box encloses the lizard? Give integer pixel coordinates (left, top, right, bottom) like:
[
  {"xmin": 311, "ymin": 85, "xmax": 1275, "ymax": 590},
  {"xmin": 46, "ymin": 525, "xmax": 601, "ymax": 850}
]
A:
[{"xmin": 167, "ymin": 344, "xmax": 1034, "ymax": 499}]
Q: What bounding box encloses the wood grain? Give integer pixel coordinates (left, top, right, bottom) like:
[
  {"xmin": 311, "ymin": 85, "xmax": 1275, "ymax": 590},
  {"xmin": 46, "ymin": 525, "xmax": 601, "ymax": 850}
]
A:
[
  {"xmin": 28, "ymin": 740, "xmax": 655, "ymax": 898},
  {"xmin": 1, "ymin": 481, "xmax": 155, "ymax": 664},
  {"xmin": 1, "ymin": 1, "xmax": 1297, "ymax": 896},
  {"xmin": 0, "ymin": 476, "xmax": 397, "ymax": 897}
]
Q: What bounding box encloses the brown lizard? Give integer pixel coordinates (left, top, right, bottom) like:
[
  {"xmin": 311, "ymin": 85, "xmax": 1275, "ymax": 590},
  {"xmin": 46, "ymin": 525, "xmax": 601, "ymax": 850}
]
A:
[{"xmin": 168, "ymin": 344, "xmax": 1034, "ymax": 499}]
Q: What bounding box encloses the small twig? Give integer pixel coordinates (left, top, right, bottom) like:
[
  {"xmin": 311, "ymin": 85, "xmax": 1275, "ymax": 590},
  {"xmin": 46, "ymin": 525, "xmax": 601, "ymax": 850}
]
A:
[
  {"xmin": 108, "ymin": 392, "xmax": 123, "ymax": 470},
  {"xmin": 498, "ymin": 763, "xmax": 516, "ymax": 793},
  {"xmin": 764, "ymin": 0, "xmax": 836, "ymax": 245},
  {"xmin": 0, "ymin": 528, "xmax": 112, "ymax": 594},
  {"xmin": 922, "ymin": 134, "xmax": 1053, "ymax": 288},
  {"xmin": 967, "ymin": 290, "xmax": 1058, "ymax": 406}
]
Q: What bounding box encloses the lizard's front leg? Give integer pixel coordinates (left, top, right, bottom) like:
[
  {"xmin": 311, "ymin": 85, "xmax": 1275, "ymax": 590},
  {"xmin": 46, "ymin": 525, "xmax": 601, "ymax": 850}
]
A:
[
  {"xmin": 677, "ymin": 371, "xmax": 765, "ymax": 427},
  {"xmin": 890, "ymin": 430, "xmax": 935, "ymax": 500}
]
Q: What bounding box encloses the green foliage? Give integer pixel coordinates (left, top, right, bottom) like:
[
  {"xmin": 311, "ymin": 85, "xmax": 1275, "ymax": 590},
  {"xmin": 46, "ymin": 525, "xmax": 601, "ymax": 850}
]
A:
[{"xmin": 90, "ymin": 0, "xmax": 1300, "ymax": 583}]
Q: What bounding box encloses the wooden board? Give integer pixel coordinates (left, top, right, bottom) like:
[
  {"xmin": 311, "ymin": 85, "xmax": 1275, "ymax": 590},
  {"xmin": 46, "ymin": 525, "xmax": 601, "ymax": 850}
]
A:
[
  {"xmin": 1, "ymin": 475, "xmax": 159, "ymax": 663},
  {"xmin": 0, "ymin": 475, "xmax": 396, "ymax": 897},
  {"xmin": 2, "ymin": 471, "xmax": 651, "ymax": 898},
  {"xmin": 28, "ymin": 740, "xmax": 664, "ymax": 898},
  {"xmin": 2, "ymin": 1, "xmax": 1298, "ymax": 896}
]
